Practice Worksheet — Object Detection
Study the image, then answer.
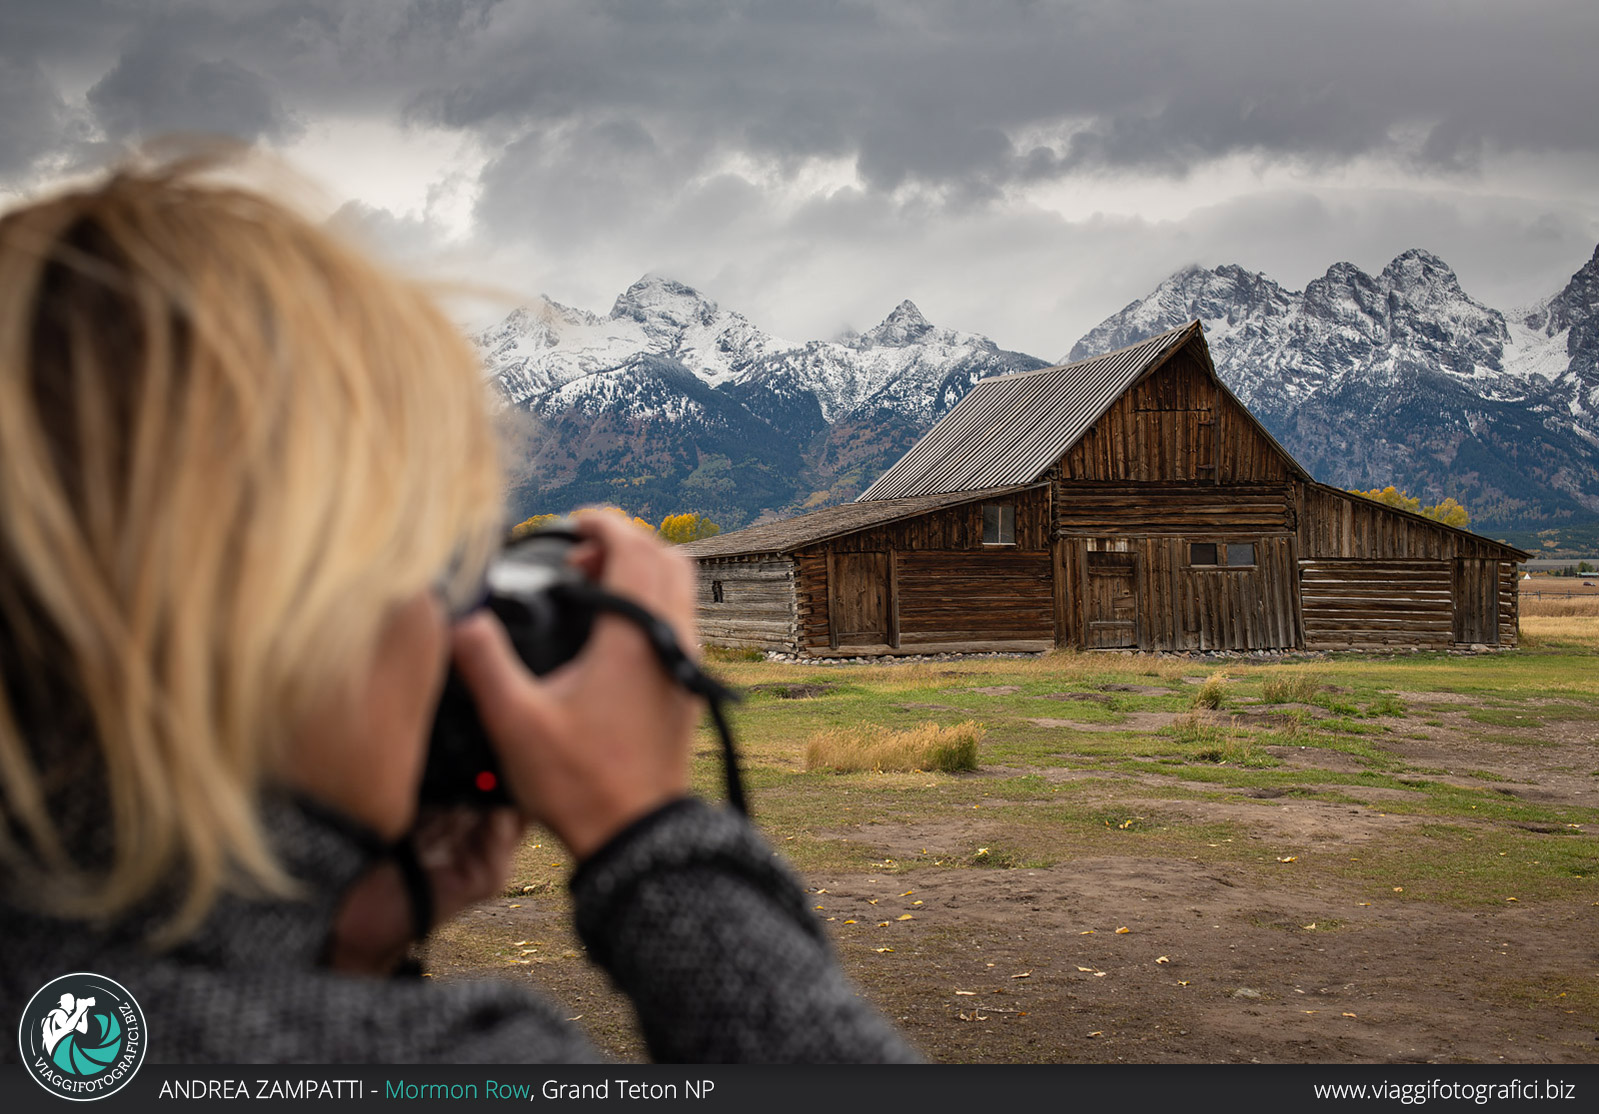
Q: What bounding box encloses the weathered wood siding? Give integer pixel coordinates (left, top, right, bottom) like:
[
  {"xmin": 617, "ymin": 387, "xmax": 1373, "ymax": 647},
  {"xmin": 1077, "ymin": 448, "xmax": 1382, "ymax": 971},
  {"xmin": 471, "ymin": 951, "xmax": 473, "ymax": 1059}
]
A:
[
  {"xmin": 1297, "ymin": 484, "xmax": 1520, "ymax": 646},
  {"xmin": 1056, "ymin": 347, "xmax": 1296, "ymax": 484},
  {"xmin": 1299, "ymin": 560, "xmax": 1453, "ymax": 650},
  {"xmin": 1061, "ymin": 535, "xmax": 1299, "ymax": 651},
  {"xmin": 1498, "ymin": 564, "xmax": 1519, "ymax": 648},
  {"xmin": 790, "ymin": 487, "xmax": 1054, "ymax": 654},
  {"xmin": 1053, "ymin": 482, "xmax": 1294, "ymax": 534},
  {"xmin": 895, "ymin": 551, "xmax": 1054, "ymax": 648},
  {"xmin": 694, "ymin": 556, "xmax": 798, "ymax": 651}
]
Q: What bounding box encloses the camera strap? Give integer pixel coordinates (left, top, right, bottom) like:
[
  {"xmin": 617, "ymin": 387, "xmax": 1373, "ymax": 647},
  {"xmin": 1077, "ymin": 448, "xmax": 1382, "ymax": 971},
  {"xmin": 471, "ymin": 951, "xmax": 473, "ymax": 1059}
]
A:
[{"xmin": 552, "ymin": 581, "xmax": 748, "ymax": 816}]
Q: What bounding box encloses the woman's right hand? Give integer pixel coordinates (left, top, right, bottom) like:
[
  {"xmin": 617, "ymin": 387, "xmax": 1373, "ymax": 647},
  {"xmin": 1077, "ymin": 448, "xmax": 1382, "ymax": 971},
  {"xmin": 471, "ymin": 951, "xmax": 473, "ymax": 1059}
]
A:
[{"xmin": 448, "ymin": 511, "xmax": 702, "ymax": 862}]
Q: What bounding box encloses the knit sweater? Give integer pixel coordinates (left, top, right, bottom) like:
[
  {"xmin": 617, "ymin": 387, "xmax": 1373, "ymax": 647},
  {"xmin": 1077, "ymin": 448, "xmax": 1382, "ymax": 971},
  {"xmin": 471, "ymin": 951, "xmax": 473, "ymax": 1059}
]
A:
[{"xmin": 0, "ymin": 797, "xmax": 919, "ymax": 1063}]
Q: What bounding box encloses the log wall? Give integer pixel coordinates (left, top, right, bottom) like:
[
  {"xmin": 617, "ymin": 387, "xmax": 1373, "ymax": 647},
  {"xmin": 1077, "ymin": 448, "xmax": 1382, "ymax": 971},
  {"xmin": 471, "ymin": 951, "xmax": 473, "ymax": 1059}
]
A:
[
  {"xmin": 1299, "ymin": 560, "xmax": 1453, "ymax": 650},
  {"xmin": 694, "ymin": 556, "xmax": 798, "ymax": 651}
]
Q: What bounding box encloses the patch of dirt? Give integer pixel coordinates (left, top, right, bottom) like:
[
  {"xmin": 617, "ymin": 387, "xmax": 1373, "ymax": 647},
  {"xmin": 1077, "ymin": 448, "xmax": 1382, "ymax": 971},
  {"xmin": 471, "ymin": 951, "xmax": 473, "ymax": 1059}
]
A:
[
  {"xmin": 1028, "ymin": 712, "xmax": 1183, "ymax": 732},
  {"xmin": 747, "ymin": 682, "xmax": 836, "ymax": 699},
  {"xmin": 901, "ymin": 703, "xmax": 976, "ymax": 713},
  {"xmin": 424, "ymin": 680, "xmax": 1599, "ymax": 1065},
  {"xmin": 1041, "ymin": 692, "xmax": 1115, "ymax": 705},
  {"xmin": 968, "ymin": 685, "xmax": 1022, "ymax": 696},
  {"xmin": 1101, "ymin": 684, "xmax": 1176, "ymax": 695}
]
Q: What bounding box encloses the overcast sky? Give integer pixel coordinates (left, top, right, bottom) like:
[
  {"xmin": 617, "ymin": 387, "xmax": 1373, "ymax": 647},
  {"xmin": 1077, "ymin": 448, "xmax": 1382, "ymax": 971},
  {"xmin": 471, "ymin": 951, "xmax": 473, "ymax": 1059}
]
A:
[{"xmin": 4, "ymin": 0, "xmax": 1597, "ymax": 358}]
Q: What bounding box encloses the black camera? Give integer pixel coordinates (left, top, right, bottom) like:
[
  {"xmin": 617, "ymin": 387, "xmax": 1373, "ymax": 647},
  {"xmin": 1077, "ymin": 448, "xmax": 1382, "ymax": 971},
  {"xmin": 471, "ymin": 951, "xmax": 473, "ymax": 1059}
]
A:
[{"xmin": 418, "ymin": 523, "xmax": 594, "ymax": 807}]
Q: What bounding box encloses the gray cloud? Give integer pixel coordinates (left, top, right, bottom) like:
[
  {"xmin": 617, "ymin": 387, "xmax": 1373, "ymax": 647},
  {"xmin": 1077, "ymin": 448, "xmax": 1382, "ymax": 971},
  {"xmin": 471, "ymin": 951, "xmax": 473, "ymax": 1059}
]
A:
[
  {"xmin": 87, "ymin": 41, "xmax": 297, "ymax": 144},
  {"xmin": 0, "ymin": 57, "xmax": 70, "ymax": 178}
]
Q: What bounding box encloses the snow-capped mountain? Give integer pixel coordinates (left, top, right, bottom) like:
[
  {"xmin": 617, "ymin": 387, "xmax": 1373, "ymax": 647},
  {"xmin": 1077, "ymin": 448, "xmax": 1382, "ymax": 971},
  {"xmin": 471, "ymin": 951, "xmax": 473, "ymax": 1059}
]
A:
[
  {"xmin": 1068, "ymin": 247, "xmax": 1599, "ymax": 531},
  {"xmin": 479, "ymin": 276, "xmax": 1046, "ymax": 525},
  {"xmin": 483, "ymin": 249, "xmax": 1599, "ymax": 535}
]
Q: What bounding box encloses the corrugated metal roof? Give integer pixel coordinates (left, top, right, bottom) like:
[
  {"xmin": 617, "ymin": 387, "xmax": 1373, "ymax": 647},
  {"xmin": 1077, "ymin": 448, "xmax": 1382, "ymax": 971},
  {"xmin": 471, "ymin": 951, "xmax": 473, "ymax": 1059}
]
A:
[
  {"xmin": 858, "ymin": 323, "xmax": 1199, "ymax": 501},
  {"xmin": 680, "ymin": 485, "xmax": 1043, "ymax": 559}
]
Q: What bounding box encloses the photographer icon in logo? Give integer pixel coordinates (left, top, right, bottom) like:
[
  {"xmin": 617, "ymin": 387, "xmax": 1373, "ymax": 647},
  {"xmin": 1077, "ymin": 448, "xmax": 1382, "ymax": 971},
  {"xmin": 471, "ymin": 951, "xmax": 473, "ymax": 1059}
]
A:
[{"xmin": 18, "ymin": 974, "xmax": 146, "ymax": 1100}]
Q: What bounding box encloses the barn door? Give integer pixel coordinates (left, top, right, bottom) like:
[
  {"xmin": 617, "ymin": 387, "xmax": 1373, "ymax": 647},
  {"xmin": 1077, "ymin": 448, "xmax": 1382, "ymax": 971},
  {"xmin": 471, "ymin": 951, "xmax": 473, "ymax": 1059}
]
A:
[
  {"xmin": 1453, "ymin": 558, "xmax": 1499, "ymax": 644},
  {"xmin": 1085, "ymin": 550, "xmax": 1138, "ymax": 648},
  {"xmin": 830, "ymin": 552, "xmax": 890, "ymax": 647}
]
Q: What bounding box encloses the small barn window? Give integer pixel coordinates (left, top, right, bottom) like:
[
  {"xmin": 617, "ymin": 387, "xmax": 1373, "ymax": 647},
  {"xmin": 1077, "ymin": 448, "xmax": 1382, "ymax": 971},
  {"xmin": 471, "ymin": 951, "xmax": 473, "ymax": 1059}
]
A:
[
  {"xmin": 983, "ymin": 504, "xmax": 1016, "ymax": 545},
  {"xmin": 1190, "ymin": 542, "xmax": 1256, "ymax": 568},
  {"xmin": 711, "ymin": 580, "xmax": 724, "ymax": 603}
]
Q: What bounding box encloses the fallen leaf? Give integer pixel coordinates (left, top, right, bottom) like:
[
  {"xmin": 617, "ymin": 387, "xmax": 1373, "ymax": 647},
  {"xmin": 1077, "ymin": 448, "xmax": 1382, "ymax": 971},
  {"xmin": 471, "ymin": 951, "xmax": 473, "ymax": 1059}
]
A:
[
  {"xmin": 1357, "ymin": 902, "xmax": 1372, "ymax": 907},
  {"xmin": 507, "ymin": 904, "xmax": 522, "ymax": 909},
  {"xmin": 511, "ymin": 940, "xmax": 529, "ymax": 947},
  {"xmin": 1392, "ymin": 887, "xmax": 1404, "ymax": 892},
  {"xmin": 1076, "ymin": 966, "xmax": 1096, "ymax": 973},
  {"xmin": 1177, "ymin": 980, "xmax": 1190, "ymax": 986},
  {"xmin": 1505, "ymin": 897, "xmax": 1519, "ymax": 903},
  {"xmin": 1079, "ymin": 929, "xmax": 1096, "ymax": 935},
  {"xmin": 1156, "ymin": 956, "xmax": 1170, "ymax": 964},
  {"xmin": 901, "ymin": 890, "xmax": 915, "ymax": 897},
  {"xmin": 1115, "ymin": 926, "xmax": 1131, "ymax": 934},
  {"xmin": 877, "ymin": 921, "xmax": 891, "ymax": 927},
  {"xmin": 1094, "ymin": 971, "xmax": 1107, "ymax": 978},
  {"xmin": 1303, "ymin": 924, "xmax": 1317, "ymax": 930},
  {"xmin": 868, "ymin": 899, "xmax": 879, "ymax": 905},
  {"xmin": 897, "ymin": 914, "xmax": 914, "ymax": 921},
  {"xmin": 1011, "ymin": 971, "xmax": 1032, "ymax": 979},
  {"xmin": 1087, "ymin": 1031, "xmax": 1103, "ymax": 1038},
  {"xmin": 815, "ymin": 889, "xmax": 829, "ymax": 894},
  {"xmin": 875, "ymin": 947, "xmax": 894, "ymax": 953},
  {"xmin": 912, "ymin": 900, "xmax": 924, "ymax": 906},
  {"xmin": 814, "ymin": 904, "xmax": 824, "ymax": 910},
  {"xmin": 954, "ymin": 990, "xmax": 976, "ymax": 996},
  {"xmin": 1277, "ymin": 856, "xmax": 1298, "ymax": 863},
  {"xmin": 1342, "ymin": 1012, "xmax": 1357, "ymax": 1018},
  {"xmin": 843, "ymin": 919, "xmax": 858, "ymax": 925},
  {"xmin": 1302, "ymin": 1010, "xmax": 1318, "ymax": 1015}
]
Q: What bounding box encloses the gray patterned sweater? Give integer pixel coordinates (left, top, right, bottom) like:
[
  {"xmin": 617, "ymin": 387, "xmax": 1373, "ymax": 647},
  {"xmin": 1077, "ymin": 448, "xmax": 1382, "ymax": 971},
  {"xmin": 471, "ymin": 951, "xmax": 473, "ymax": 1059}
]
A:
[{"xmin": 0, "ymin": 797, "xmax": 918, "ymax": 1063}]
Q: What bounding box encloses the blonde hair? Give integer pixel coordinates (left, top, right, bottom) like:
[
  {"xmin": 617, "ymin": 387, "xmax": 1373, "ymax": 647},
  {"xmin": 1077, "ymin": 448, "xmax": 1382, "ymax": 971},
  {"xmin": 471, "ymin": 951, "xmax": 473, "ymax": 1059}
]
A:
[{"xmin": 0, "ymin": 152, "xmax": 504, "ymax": 939}]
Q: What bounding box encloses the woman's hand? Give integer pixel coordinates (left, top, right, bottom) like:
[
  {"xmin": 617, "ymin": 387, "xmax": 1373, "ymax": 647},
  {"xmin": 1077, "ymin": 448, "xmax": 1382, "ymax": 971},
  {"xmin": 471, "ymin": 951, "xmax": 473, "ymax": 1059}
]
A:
[
  {"xmin": 326, "ymin": 807, "xmax": 524, "ymax": 974},
  {"xmin": 450, "ymin": 511, "xmax": 701, "ymax": 862}
]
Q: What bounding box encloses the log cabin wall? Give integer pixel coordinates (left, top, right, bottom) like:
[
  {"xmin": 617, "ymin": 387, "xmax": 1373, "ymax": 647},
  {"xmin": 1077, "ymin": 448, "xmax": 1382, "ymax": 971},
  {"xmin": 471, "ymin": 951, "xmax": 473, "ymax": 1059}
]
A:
[
  {"xmin": 794, "ymin": 487, "xmax": 1055, "ymax": 654},
  {"xmin": 1296, "ymin": 484, "xmax": 1520, "ymax": 648},
  {"xmin": 693, "ymin": 556, "xmax": 799, "ymax": 651}
]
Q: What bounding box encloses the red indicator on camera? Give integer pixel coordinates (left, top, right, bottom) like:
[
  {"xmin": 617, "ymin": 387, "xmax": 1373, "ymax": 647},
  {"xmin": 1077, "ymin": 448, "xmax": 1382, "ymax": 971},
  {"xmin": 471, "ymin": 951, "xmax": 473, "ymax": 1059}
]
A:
[{"xmin": 475, "ymin": 770, "xmax": 498, "ymax": 793}]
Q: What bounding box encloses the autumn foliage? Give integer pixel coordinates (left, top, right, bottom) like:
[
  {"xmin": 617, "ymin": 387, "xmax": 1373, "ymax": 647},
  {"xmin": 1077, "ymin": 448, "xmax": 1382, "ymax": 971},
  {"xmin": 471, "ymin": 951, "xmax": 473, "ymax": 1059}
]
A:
[
  {"xmin": 510, "ymin": 509, "xmax": 721, "ymax": 542},
  {"xmin": 1347, "ymin": 486, "xmax": 1470, "ymax": 529}
]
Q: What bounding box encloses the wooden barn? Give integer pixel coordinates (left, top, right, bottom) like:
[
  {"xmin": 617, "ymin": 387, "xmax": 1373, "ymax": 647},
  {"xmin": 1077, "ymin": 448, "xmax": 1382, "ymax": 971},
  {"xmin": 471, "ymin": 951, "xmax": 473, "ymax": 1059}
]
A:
[{"xmin": 682, "ymin": 322, "xmax": 1527, "ymax": 656}]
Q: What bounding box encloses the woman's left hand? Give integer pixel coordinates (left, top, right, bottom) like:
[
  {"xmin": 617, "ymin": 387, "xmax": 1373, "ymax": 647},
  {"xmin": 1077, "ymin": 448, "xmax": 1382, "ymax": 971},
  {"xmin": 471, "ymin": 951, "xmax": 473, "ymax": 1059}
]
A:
[{"xmin": 325, "ymin": 807, "xmax": 525, "ymax": 974}]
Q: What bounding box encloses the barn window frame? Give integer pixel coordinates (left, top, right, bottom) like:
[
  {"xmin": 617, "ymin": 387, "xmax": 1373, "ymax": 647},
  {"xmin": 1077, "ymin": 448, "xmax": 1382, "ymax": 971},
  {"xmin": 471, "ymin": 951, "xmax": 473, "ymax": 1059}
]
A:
[
  {"xmin": 982, "ymin": 503, "xmax": 1016, "ymax": 545},
  {"xmin": 1189, "ymin": 541, "xmax": 1257, "ymax": 569},
  {"xmin": 711, "ymin": 580, "xmax": 725, "ymax": 603}
]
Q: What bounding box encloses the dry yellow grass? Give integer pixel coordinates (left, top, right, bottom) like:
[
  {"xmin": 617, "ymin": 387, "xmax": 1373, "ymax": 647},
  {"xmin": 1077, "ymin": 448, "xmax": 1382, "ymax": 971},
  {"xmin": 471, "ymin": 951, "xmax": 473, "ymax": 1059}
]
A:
[
  {"xmin": 1520, "ymin": 615, "xmax": 1599, "ymax": 649},
  {"xmin": 804, "ymin": 720, "xmax": 983, "ymax": 773},
  {"xmin": 1519, "ymin": 594, "xmax": 1599, "ymax": 618},
  {"xmin": 1261, "ymin": 669, "xmax": 1324, "ymax": 704}
]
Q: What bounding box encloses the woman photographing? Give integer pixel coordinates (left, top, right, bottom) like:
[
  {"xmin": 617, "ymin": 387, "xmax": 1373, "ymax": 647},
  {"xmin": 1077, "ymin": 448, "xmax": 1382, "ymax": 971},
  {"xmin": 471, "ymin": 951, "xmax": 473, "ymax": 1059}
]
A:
[{"xmin": 0, "ymin": 153, "xmax": 915, "ymax": 1064}]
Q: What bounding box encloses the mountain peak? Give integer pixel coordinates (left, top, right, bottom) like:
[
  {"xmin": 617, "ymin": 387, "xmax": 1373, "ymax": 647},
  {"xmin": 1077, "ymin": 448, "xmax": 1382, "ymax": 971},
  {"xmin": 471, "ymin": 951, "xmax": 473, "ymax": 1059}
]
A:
[
  {"xmin": 610, "ymin": 274, "xmax": 718, "ymax": 328},
  {"xmin": 859, "ymin": 299, "xmax": 934, "ymax": 347},
  {"xmin": 1382, "ymin": 247, "xmax": 1460, "ymax": 288}
]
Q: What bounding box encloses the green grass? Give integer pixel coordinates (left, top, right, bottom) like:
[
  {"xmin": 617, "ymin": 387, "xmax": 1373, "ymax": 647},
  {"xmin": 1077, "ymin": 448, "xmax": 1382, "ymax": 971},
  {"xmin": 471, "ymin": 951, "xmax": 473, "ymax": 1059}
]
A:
[{"xmin": 681, "ymin": 642, "xmax": 1599, "ymax": 895}]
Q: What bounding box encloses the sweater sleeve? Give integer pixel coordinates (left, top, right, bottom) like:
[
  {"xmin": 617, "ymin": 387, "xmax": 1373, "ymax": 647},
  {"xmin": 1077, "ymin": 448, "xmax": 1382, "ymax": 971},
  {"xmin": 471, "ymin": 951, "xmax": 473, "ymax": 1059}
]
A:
[{"xmin": 569, "ymin": 798, "xmax": 921, "ymax": 1064}]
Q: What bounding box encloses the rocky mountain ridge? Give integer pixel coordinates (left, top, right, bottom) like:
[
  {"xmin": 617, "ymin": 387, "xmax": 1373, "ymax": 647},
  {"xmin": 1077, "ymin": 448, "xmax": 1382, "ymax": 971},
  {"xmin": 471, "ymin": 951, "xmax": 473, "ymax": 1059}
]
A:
[
  {"xmin": 481, "ymin": 246, "xmax": 1599, "ymax": 535},
  {"xmin": 1069, "ymin": 245, "xmax": 1599, "ymax": 532}
]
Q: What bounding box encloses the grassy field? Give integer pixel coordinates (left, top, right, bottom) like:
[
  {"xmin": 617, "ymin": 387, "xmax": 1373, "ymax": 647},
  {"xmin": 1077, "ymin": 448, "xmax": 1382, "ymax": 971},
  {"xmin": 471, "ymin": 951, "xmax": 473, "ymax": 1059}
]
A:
[{"xmin": 426, "ymin": 607, "xmax": 1599, "ymax": 1063}]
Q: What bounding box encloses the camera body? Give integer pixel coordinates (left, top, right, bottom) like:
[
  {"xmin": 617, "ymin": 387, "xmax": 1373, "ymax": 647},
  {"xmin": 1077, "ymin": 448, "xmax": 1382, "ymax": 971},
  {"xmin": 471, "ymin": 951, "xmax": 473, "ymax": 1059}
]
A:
[{"xmin": 418, "ymin": 524, "xmax": 595, "ymax": 807}]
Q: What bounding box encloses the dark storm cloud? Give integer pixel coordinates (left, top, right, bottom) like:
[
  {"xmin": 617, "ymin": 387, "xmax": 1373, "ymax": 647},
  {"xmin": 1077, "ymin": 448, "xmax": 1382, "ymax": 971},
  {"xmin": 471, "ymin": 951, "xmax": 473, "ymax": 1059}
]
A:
[
  {"xmin": 87, "ymin": 41, "xmax": 297, "ymax": 144},
  {"xmin": 9, "ymin": 0, "xmax": 1596, "ymax": 195}
]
